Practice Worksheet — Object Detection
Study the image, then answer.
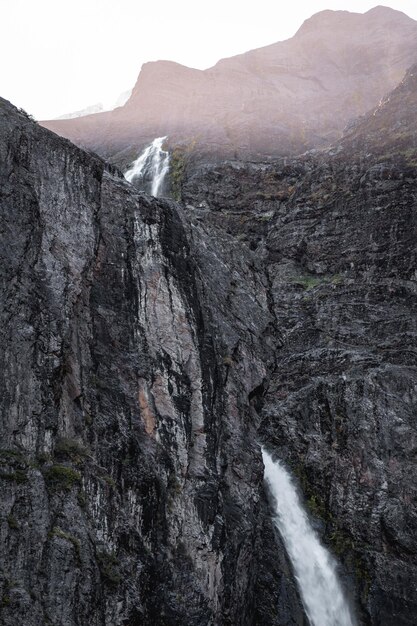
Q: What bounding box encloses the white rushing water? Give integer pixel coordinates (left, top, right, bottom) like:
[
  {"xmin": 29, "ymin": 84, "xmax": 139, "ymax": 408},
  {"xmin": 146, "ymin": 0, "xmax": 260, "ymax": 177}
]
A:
[
  {"xmin": 262, "ymin": 448, "xmax": 356, "ymax": 626},
  {"xmin": 124, "ymin": 136, "xmax": 169, "ymax": 197}
]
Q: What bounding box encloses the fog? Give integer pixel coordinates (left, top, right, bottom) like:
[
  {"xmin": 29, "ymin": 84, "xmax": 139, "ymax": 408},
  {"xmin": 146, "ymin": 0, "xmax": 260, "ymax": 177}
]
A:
[{"xmin": 1, "ymin": 0, "xmax": 416, "ymax": 119}]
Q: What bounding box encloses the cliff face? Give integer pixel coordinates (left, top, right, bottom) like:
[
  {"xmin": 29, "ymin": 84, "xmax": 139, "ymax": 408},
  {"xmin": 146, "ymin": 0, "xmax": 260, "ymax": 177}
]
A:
[
  {"xmin": 0, "ymin": 98, "xmax": 305, "ymax": 625},
  {"xmin": 40, "ymin": 7, "xmax": 417, "ymax": 161},
  {"xmin": 2, "ymin": 60, "xmax": 417, "ymax": 625},
  {"xmin": 181, "ymin": 65, "xmax": 417, "ymax": 625}
]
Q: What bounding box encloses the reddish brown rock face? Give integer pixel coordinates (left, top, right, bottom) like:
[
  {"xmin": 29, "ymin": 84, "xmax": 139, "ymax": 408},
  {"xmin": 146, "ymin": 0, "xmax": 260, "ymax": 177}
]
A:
[{"xmin": 41, "ymin": 7, "xmax": 417, "ymax": 162}]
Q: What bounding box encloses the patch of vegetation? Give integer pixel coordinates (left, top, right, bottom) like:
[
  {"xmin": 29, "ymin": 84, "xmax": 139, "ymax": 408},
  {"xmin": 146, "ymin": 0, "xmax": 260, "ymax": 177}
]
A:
[
  {"xmin": 329, "ymin": 528, "xmax": 372, "ymax": 597},
  {"xmin": 222, "ymin": 355, "xmax": 234, "ymax": 367},
  {"xmin": 402, "ymin": 148, "xmax": 417, "ymax": 167},
  {"xmin": 255, "ymin": 191, "xmax": 280, "ymax": 202},
  {"xmin": 292, "ymin": 464, "xmax": 334, "ymax": 524},
  {"xmin": 1, "ymin": 594, "xmax": 10, "ymax": 608},
  {"xmin": 377, "ymin": 146, "xmax": 417, "ymax": 167},
  {"xmin": 0, "ymin": 449, "xmax": 31, "ymax": 483},
  {"xmin": 293, "ymin": 460, "xmax": 372, "ymax": 597},
  {"xmin": 290, "ymin": 273, "xmax": 343, "ymax": 290},
  {"xmin": 167, "ymin": 472, "xmax": 182, "ymax": 496},
  {"xmin": 329, "ymin": 527, "xmax": 356, "ymax": 555},
  {"xmin": 89, "ymin": 373, "xmax": 99, "ymax": 387},
  {"xmin": 36, "ymin": 452, "xmax": 51, "ymax": 465},
  {"xmin": 307, "ymin": 494, "xmax": 327, "ymax": 519},
  {"xmin": 0, "ymin": 448, "xmax": 42, "ymax": 472},
  {"xmin": 351, "ymin": 553, "xmax": 372, "ymax": 598},
  {"xmin": 170, "ymin": 147, "xmax": 187, "ymax": 201},
  {"xmin": 309, "ymin": 190, "xmax": 332, "ymax": 203},
  {"xmin": 49, "ymin": 527, "xmax": 81, "ymax": 561},
  {"xmin": 101, "ymin": 474, "xmax": 116, "ymax": 489},
  {"xmin": 292, "ymin": 463, "xmax": 309, "ymax": 492},
  {"xmin": 18, "ymin": 107, "xmax": 36, "ymax": 122},
  {"xmin": 54, "ymin": 438, "xmax": 89, "ymax": 465},
  {"xmin": 77, "ymin": 491, "xmax": 87, "ymax": 508},
  {"xmin": 0, "ymin": 449, "xmax": 25, "ymax": 463},
  {"xmin": 0, "ymin": 470, "xmax": 27, "ymax": 484},
  {"xmin": 122, "ymin": 452, "xmax": 135, "ymax": 467},
  {"xmin": 89, "ymin": 372, "xmax": 110, "ymax": 390},
  {"xmin": 291, "ymin": 276, "xmax": 324, "ymax": 289},
  {"xmin": 7, "ymin": 514, "xmax": 19, "ymax": 530},
  {"xmin": 1, "ymin": 578, "xmax": 19, "ymax": 608},
  {"xmin": 331, "ymin": 274, "xmax": 343, "ymax": 285},
  {"xmin": 44, "ymin": 464, "xmax": 81, "ymax": 492},
  {"xmin": 96, "ymin": 550, "xmax": 121, "ymax": 586}
]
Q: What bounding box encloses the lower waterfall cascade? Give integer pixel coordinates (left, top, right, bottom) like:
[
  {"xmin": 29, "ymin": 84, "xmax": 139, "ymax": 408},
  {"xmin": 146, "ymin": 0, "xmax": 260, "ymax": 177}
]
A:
[
  {"xmin": 124, "ymin": 136, "xmax": 170, "ymax": 197},
  {"xmin": 262, "ymin": 448, "xmax": 357, "ymax": 626}
]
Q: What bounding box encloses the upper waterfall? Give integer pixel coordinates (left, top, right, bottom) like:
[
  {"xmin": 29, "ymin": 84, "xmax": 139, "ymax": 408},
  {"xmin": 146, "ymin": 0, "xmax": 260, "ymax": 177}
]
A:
[
  {"xmin": 124, "ymin": 136, "xmax": 169, "ymax": 197},
  {"xmin": 262, "ymin": 448, "xmax": 356, "ymax": 626}
]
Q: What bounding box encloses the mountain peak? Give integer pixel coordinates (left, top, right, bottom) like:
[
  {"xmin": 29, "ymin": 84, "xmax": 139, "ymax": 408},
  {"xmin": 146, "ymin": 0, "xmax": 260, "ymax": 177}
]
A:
[
  {"xmin": 365, "ymin": 5, "xmax": 416, "ymax": 21},
  {"xmin": 297, "ymin": 5, "xmax": 415, "ymax": 35},
  {"xmin": 366, "ymin": 5, "xmax": 406, "ymax": 15},
  {"xmin": 41, "ymin": 6, "xmax": 417, "ymax": 160},
  {"xmin": 296, "ymin": 9, "xmax": 355, "ymax": 33}
]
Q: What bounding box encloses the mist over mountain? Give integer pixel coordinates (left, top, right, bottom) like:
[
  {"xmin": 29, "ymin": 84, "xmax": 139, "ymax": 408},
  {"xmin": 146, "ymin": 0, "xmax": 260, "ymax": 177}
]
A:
[
  {"xmin": 56, "ymin": 90, "xmax": 132, "ymax": 121},
  {"xmin": 56, "ymin": 103, "xmax": 105, "ymax": 120},
  {"xmin": 41, "ymin": 6, "xmax": 417, "ymax": 161}
]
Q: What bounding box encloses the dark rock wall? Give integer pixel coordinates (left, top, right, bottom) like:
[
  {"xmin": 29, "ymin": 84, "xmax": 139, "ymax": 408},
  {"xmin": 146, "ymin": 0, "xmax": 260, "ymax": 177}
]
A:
[
  {"xmin": 0, "ymin": 98, "xmax": 304, "ymax": 625},
  {"xmin": 181, "ymin": 72, "xmax": 417, "ymax": 623}
]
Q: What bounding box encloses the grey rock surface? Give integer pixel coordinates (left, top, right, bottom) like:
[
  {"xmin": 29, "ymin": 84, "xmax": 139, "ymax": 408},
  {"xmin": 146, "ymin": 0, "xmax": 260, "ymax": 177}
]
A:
[
  {"xmin": 181, "ymin": 65, "xmax": 417, "ymax": 625},
  {"xmin": 0, "ymin": 98, "xmax": 303, "ymax": 625}
]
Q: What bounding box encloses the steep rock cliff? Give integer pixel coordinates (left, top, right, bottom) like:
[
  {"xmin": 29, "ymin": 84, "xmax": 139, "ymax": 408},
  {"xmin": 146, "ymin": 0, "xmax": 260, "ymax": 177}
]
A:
[
  {"xmin": 0, "ymin": 98, "xmax": 304, "ymax": 625},
  {"xmin": 181, "ymin": 65, "xmax": 417, "ymax": 625}
]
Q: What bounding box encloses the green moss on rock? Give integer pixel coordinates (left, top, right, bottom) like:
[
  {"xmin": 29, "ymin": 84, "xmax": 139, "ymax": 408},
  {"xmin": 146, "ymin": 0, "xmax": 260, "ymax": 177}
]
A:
[
  {"xmin": 44, "ymin": 464, "xmax": 81, "ymax": 492},
  {"xmin": 96, "ymin": 550, "xmax": 121, "ymax": 586},
  {"xmin": 170, "ymin": 147, "xmax": 187, "ymax": 201}
]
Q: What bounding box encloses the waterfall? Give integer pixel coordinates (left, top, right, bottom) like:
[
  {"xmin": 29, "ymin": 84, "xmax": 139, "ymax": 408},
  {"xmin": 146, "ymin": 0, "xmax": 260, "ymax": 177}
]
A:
[
  {"xmin": 124, "ymin": 137, "xmax": 169, "ymax": 197},
  {"xmin": 262, "ymin": 448, "xmax": 356, "ymax": 626}
]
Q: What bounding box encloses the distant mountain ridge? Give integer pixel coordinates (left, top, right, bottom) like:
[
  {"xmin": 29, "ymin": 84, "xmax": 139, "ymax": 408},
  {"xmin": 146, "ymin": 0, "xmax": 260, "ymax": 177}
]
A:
[
  {"xmin": 41, "ymin": 6, "xmax": 417, "ymax": 161},
  {"xmin": 56, "ymin": 103, "xmax": 104, "ymax": 120},
  {"xmin": 55, "ymin": 89, "xmax": 132, "ymax": 121}
]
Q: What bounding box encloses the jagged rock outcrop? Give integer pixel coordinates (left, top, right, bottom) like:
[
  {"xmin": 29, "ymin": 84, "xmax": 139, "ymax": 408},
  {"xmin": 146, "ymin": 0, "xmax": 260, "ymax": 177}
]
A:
[
  {"xmin": 180, "ymin": 64, "xmax": 417, "ymax": 625},
  {"xmin": 0, "ymin": 97, "xmax": 307, "ymax": 625},
  {"xmin": 41, "ymin": 7, "xmax": 417, "ymax": 162}
]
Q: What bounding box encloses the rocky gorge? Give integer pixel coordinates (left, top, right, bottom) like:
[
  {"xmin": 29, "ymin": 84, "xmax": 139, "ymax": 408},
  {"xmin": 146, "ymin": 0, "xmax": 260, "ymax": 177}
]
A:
[{"xmin": 1, "ymin": 18, "xmax": 417, "ymax": 626}]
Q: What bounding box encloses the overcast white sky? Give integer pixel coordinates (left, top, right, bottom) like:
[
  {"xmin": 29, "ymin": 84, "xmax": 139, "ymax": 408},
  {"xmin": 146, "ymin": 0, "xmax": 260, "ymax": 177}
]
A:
[{"xmin": 1, "ymin": 0, "xmax": 416, "ymax": 119}]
